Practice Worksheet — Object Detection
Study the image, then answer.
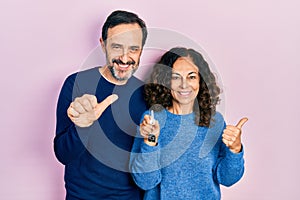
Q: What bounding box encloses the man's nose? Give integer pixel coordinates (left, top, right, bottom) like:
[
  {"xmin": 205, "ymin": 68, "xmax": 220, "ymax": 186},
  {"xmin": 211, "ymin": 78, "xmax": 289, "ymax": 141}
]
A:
[{"xmin": 120, "ymin": 49, "xmax": 130, "ymax": 63}]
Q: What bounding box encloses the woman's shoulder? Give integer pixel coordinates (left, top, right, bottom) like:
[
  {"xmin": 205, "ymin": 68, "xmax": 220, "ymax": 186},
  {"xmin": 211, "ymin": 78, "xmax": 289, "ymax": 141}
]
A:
[
  {"xmin": 209, "ymin": 111, "xmax": 226, "ymax": 131},
  {"xmin": 213, "ymin": 111, "xmax": 225, "ymax": 123}
]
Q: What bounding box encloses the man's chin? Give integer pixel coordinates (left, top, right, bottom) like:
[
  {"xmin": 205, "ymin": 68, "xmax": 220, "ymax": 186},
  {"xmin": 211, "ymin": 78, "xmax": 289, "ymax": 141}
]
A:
[
  {"xmin": 115, "ymin": 74, "xmax": 130, "ymax": 81},
  {"xmin": 108, "ymin": 65, "xmax": 137, "ymax": 81},
  {"xmin": 113, "ymin": 69, "xmax": 135, "ymax": 81}
]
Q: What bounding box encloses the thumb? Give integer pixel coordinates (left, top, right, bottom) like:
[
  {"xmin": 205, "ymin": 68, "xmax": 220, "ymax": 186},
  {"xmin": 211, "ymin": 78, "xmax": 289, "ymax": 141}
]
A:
[
  {"xmin": 236, "ymin": 117, "xmax": 248, "ymax": 129},
  {"xmin": 94, "ymin": 94, "xmax": 118, "ymax": 118}
]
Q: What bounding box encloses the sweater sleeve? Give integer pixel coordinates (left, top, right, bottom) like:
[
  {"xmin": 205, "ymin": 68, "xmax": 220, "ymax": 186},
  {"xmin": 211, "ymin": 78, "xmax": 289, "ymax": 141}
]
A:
[
  {"xmin": 213, "ymin": 130, "xmax": 245, "ymax": 186},
  {"xmin": 53, "ymin": 74, "xmax": 88, "ymax": 165},
  {"xmin": 130, "ymin": 115, "xmax": 162, "ymax": 190}
]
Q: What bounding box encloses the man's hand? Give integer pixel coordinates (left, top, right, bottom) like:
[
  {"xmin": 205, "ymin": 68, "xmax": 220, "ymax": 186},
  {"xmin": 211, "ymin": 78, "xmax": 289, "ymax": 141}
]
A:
[
  {"xmin": 67, "ymin": 94, "xmax": 118, "ymax": 127},
  {"xmin": 222, "ymin": 117, "xmax": 248, "ymax": 153}
]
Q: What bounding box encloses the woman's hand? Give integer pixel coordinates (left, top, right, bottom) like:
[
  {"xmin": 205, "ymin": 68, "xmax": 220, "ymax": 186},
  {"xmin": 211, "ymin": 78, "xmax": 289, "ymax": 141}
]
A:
[
  {"xmin": 222, "ymin": 117, "xmax": 248, "ymax": 153},
  {"xmin": 140, "ymin": 114, "xmax": 160, "ymax": 146}
]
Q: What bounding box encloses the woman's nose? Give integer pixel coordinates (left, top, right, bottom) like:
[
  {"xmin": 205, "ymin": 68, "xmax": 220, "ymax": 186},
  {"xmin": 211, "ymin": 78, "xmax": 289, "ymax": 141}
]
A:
[{"xmin": 180, "ymin": 78, "xmax": 188, "ymax": 88}]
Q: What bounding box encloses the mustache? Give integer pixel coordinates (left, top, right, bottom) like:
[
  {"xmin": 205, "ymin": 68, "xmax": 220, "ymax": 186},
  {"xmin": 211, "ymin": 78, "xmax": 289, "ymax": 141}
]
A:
[{"xmin": 112, "ymin": 59, "xmax": 135, "ymax": 66}]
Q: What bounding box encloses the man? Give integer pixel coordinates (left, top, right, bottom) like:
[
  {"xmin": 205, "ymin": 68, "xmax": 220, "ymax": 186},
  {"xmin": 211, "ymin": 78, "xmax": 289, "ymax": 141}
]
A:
[{"xmin": 54, "ymin": 10, "xmax": 148, "ymax": 199}]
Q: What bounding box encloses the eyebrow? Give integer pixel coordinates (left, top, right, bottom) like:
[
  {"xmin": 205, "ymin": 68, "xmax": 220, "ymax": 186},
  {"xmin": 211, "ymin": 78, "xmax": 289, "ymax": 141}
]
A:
[
  {"xmin": 171, "ymin": 72, "xmax": 198, "ymax": 76},
  {"xmin": 110, "ymin": 43, "xmax": 122, "ymax": 47},
  {"xmin": 130, "ymin": 45, "xmax": 141, "ymax": 49},
  {"xmin": 111, "ymin": 43, "xmax": 141, "ymax": 48}
]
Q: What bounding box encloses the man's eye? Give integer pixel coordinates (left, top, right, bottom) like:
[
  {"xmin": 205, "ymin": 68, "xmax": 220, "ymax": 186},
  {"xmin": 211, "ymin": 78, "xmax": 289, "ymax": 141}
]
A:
[
  {"xmin": 130, "ymin": 47, "xmax": 140, "ymax": 52},
  {"xmin": 189, "ymin": 76, "xmax": 197, "ymax": 79},
  {"xmin": 112, "ymin": 45, "xmax": 121, "ymax": 50}
]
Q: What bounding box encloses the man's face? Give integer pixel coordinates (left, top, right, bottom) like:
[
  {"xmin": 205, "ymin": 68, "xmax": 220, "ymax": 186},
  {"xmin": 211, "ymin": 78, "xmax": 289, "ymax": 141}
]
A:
[{"xmin": 101, "ymin": 23, "xmax": 143, "ymax": 82}]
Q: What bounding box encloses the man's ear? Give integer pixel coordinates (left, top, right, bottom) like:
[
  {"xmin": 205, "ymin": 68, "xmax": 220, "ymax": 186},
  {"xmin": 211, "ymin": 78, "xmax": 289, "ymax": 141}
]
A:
[{"xmin": 100, "ymin": 38, "xmax": 106, "ymax": 53}]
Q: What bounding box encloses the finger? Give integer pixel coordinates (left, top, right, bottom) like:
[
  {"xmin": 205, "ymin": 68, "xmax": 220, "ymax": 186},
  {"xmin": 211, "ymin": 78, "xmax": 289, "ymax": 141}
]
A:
[
  {"xmin": 78, "ymin": 97, "xmax": 94, "ymax": 112},
  {"xmin": 224, "ymin": 126, "xmax": 240, "ymax": 135},
  {"xmin": 236, "ymin": 117, "xmax": 248, "ymax": 129},
  {"xmin": 143, "ymin": 115, "xmax": 151, "ymax": 124},
  {"xmin": 71, "ymin": 101, "xmax": 86, "ymax": 114},
  {"xmin": 140, "ymin": 125, "xmax": 151, "ymax": 137},
  {"xmin": 222, "ymin": 133, "xmax": 237, "ymax": 144},
  {"xmin": 140, "ymin": 132, "xmax": 147, "ymax": 138},
  {"xmin": 70, "ymin": 117, "xmax": 93, "ymax": 128},
  {"xmin": 142, "ymin": 115, "xmax": 156, "ymax": 126},
  {"xmin": 141, "ymin": 120, "xmax": 147, "ymax": 126},
  {"xmin": 223, "ymin": 137, "xmax": 235, "ymax": 146},
  {"xmin": 222, "ymin": 133, "xmax": 233, "ymax": 141},
  {"xmin": 83, "ymin": 94, "xmax": 98, "ymax": 108},
  {"xmin": 67, "ymin": 106, "xmax": 80, "ymax": 117},
  {"xmin": 139, "ymin": 127, "xmax": 146, "ymax": 137},
  {"xmin": 141, "ymin": 124, "xmax": 153, "ymax": 133},
  {"xmin": 94, "ymin": 94, "xmax": 119, "ymax": 118},
  {"xmin": 222, "ymin": 138, "xmax": 230, "ymax": 147}
]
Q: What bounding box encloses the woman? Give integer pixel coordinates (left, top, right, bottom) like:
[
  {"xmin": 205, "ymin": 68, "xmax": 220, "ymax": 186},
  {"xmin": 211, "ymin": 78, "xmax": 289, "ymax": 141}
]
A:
[{"xmin": 130, "ymin": 47, "xmax": 248, "ymax": 199}]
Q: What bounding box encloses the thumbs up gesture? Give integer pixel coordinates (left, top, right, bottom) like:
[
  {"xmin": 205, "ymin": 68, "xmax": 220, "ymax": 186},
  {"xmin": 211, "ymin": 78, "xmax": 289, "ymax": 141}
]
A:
[
  {"xmin": 222, "ymin": 118, "xmax": 248, "ymax": 153},
  {"xmin": 67, "ymin": 94, "xmax": 118, "ymax": 127}
]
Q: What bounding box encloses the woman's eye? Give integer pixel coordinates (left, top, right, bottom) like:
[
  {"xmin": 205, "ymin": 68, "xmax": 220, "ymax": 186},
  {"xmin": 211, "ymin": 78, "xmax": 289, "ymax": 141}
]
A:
[
  {"xmin": 171, "ymin": 76, "xmax": 180, "ymax": 80},
  {"xmin": 188, "ymin": 74, "xmax": 199, "ymax": 80}
]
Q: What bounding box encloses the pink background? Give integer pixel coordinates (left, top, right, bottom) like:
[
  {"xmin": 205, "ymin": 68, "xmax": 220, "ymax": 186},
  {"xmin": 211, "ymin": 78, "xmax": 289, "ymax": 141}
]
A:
[{"xmin": 1, "ymin": 0, "xmax": 299, "ymax": 199}]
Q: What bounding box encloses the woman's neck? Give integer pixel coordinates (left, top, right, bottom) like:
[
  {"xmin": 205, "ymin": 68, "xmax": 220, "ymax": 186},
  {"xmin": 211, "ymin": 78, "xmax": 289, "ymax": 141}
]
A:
[{"xmin": 168, "ymin": 102, "xmax": 193, "ymax": 115}]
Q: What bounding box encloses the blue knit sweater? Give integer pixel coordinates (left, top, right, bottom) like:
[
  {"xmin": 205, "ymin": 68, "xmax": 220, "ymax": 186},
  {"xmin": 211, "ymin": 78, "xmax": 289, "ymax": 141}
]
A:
[{"xmin": 130, "ymin": 109, "xmax": 244, "ymax": 200}]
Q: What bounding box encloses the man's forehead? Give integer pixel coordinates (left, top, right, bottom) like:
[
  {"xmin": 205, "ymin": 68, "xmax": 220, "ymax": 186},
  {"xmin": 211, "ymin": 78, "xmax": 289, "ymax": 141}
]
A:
[
  {"xmin": 107, "ymin": 31, "xmax": 141, "ymax": 41},
  {"xmin": 105, "ymin": 25, "xmax": 142, "ymax": 46},
  {"xmin": 107, "ymin": 24, "xmax": 142, "ymax": 38}
]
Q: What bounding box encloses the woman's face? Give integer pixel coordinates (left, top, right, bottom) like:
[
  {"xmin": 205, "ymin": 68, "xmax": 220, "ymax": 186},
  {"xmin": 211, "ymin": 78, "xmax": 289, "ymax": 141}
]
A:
[{"xmin": 170, "ymin": 57, "xmax": 200, "ymax": 109}]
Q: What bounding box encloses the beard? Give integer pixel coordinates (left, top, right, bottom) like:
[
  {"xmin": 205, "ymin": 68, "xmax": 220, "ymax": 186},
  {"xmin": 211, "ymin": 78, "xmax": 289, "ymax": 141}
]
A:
[{"xmin": 108, "ymin": 58, "xmax": 138, "ymax": 81}]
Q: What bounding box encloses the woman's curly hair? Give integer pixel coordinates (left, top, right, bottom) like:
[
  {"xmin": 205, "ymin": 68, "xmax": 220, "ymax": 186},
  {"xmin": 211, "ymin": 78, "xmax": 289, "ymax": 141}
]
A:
[{"xmin": 144, "ymin": 47, "xmax": 221, "ymax": 127}]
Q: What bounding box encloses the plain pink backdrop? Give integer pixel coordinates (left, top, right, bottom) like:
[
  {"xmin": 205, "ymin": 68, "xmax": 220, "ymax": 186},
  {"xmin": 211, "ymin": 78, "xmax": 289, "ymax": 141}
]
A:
[{"xmin": 1, "ymin": 0, "xmax": 299, "ymax": 199}]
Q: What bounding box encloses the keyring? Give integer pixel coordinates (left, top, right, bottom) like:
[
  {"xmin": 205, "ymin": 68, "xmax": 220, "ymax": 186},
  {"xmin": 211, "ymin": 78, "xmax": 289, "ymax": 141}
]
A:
[{"xmin": 148, "ymin": 133, "xmax": 156, "ymax": 143}]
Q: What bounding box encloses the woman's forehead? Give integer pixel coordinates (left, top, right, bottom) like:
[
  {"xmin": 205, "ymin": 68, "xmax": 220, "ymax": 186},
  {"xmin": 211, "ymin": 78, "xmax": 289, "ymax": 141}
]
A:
[{"xmin": 172, "ymin": 57, "xmax": 199, "ymax": 74}]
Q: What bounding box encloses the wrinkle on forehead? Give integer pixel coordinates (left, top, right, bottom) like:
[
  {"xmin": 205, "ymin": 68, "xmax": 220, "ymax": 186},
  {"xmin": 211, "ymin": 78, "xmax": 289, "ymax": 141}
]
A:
[
  {"xmin": 106, "ymin": 24, "xmax": 143, "ymax": 47},
  {"xmin": 172, "ymin": 57, "xmax": 199, "ymax": 76}
]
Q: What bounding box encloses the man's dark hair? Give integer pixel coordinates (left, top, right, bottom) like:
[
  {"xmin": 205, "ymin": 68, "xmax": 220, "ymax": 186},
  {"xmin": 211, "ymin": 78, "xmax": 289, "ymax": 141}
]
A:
[{"xmin": 102, "ymin": 10, "xmax": 148, "ymax": 47}]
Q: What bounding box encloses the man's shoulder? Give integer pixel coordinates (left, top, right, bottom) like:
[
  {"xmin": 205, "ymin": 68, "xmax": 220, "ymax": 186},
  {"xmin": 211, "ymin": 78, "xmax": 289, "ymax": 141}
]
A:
[
  {"xmin": 129, "ymin": 75, "xmax": 144, "ymax": 84},
  {"xmin": 65, "ymin": 67, "xmax": 101, "ymax": 84},
  {"xmin": 64, "ymin": 67, "xmax": 100, "ymax": 81},
  {"xmin": 75, "ymin": 66, "xmax": 100, "ymax": 78},
  {"xmin": 60, "ymin": 67, "xmax": 102, "ymax": 97},
  {"xmin": 126, "ymin": 76, "xmax": 145, "ymax": 91}
]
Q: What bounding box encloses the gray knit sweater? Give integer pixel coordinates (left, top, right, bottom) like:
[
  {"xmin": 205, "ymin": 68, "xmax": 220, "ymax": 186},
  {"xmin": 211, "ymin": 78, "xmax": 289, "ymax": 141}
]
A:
[{"xmin": 130, "ymin": 109, "xmax": 244, "ymax": 200}]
